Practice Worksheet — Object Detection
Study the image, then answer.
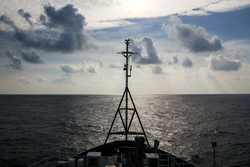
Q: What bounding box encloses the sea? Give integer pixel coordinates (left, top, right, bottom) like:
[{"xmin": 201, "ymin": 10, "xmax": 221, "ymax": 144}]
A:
[{"xmin": 0, "ymin": 94, "xmax": 250, "ymax": 167}]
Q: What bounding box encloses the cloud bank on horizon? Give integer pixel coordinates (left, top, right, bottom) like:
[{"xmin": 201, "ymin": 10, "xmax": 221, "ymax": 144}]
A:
[{"xmin": 0, "ymin": 0, "xmax": 250, "ymax": 94}]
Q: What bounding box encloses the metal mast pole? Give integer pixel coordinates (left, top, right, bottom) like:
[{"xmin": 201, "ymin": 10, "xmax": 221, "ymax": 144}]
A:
[
  {"xmin": 124, "ymin": 39, "xmax": 131, "ymax": 142},
  {"xmin": 120, "ymin": 39, "xmax": 133, "ymax": 142},
  {"xmin": 125, "ymin": 40, "xmax": 129, "ymax": 142}
]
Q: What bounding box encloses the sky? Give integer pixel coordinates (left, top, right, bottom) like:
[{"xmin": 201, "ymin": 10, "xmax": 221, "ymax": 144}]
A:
[{"xmin": 0, "ymin": 0, "xmax": 250, "ymax": 94}]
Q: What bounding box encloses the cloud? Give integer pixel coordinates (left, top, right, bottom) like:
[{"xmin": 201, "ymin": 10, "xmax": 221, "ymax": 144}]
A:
[
  {"xmin": 108, "ymin": 63, "xmax": 122, "ymax": 69},
  {"xmin": 205, "ymin": 54, "xmax": 242, "ymax": 71},
  {"xmin": 205, "ymin": 71, "xmax": 217, "ymax": 80},
  {"xmin": 52, "ymin": 73, "xmax": 76, "ymax": 84},
  {"xmin": 162, "ymin": 16, "xmax": 223, "ymax": 53},
  {"xmin": 129, "ymin": 37, "xmax": 162, "ymax": 64},
  {"xmin": 0, "ymin": 4, "xmax": 97, "ymax": 53},
  {"xmin": 182, "ymin": 70, "xmax": 197, "ymax": 78},
  {"xmin": 173, "ymin": 56, "xmax": 178, "ymax": 63},
  {"xmin": 0, "ymin": 15, "xmax": 19, "ymax": 31},
  {"xmin": 17, "ymin": 77, "xmax": 31, "ymax": 84},
  {"xmin": 97, "ymin": 60, "xmax": 103, "ymax": 68},
  {"xmin": 19, "ymin": 50, "xmax": 45, "ymax": 64},
  {"xmin": 152, "ymin": 65, "xmax": 162, "ymax": 74},
  {"xmin": 59, "ymin": 60, "xmax": 102, "ymax": 73},
  {"xmin": 92, "ymin": 77, "xmax": 104, "ymax": 84},
  {"xmin": 87, "ymin": 66, "xmax": 96, "ymax": 73},
  {"xmin": 18, "ymin": 9, "xmax": 32, "ymax": 25},
  {"xmin": 59, "ymin": 65, "xmax": 83, "ymax": 73},
  {"xmin": 4, "ymin": 51, "xmax": 24, "ymax": 70},
  {"xmin": 168, "ymin": 55, "xmax": 178, "ymax": 65},
  {"xmin": 35, "ymin": 75, "xmax": 49, "ymax": 83},
  {"xmin": 182, "ymin": 57, "xmax": 193, "ymax": 68},
  {"xmin": 83, "ymin": 60, "xmax": 102, "ymax": 73},
  {"xmin": 224, "ymin": 51, "xmax": 248, "ymax": 61}
]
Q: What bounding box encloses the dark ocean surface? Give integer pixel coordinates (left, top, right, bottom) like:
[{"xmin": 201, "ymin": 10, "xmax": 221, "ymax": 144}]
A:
[{"xmin": 0, "ymin": 94, "xmax": 250, "ymax": 167}]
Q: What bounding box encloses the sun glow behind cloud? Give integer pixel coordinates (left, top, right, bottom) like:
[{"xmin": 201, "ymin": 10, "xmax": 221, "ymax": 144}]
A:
[{"xmin": 127, "ymin": 0, "xmax": 150, "ymax": 11}]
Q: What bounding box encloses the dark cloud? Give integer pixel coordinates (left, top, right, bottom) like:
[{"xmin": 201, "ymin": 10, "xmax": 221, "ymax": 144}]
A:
[
  {"xmin": 19, "ymin": 50, "xmax": 45, "ymax": 64},
  {"xmin": 182, "ymin": 57, "xmax": 193, "ymax": 68},
  {"xmin": 173, "ymin": 56, "xmax": 178, "ymax": 63},
  {"xmin": 0, "ymin": 4, "xmax": 97, "ymax": 53},
  {"xmin": 206, "ymin": 54, "xmax": 242, "ymax": 71},
  {"xmin": 108, "ymin": 63, "xmax": 122, "ymax": 69},
  {"xmin": 152, "ymin": 65, "xmax": 162, "ymax": 74},
  {"xmin": 41, "ymin": 4, "xmax": 84, "ymax": 31},
  {"xmin": 17, "ymin": 77, "xmax": 31, "ymax": 84},
  {"xmin": 163, "ymin": 16, "xmax": 223, "ymax": 53},
  {"xmin": 87, "ymin": 66, "xmax": 96, "ymax": 73},
  {"xmin": 0, "ymin": 15, "xmax": 18, "ymax": 31},
  {"xmin": 96, "ymin": 60, "xmax": 103, "ymax": 68},
  {"xmin": 129, "ymin": 37, "xmax": 162, "ymax": 64},
  {"xmin": 168, "ymin": 55, "xmax": 178, "ymax": 65},
  {"xmin": 18, "ymin": 9, "xmax": 32, "ymax": 25},
  {"xmin": 59, "ymin": 65, "xmax": 82, "ymax": 73},
  {"xmin": 4, "ymin": 51, "xmax": 24, "ymax": 70}
]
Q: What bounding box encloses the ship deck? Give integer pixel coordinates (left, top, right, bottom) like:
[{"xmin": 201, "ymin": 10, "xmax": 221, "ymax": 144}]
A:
[{"xmin": 76, "ymin": 140, "xmax": 196, "ymax": 167}]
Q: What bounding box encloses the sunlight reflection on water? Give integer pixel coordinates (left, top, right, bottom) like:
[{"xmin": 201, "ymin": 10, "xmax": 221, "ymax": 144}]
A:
[{"xmin": 1, "ymin": 94, "xmax": 250, "ymax": 166}]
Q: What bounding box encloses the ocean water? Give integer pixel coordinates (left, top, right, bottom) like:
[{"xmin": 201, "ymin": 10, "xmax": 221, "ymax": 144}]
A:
[{"xmin": 0, "ymin": 94, "xmax": 250, "ymax": 167}]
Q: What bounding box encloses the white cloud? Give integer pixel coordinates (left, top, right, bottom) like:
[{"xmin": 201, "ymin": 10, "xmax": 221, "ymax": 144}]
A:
[
  {"xmin": 35, "ymin": 75, "xmax": 49, "ymax": 83},
  {"xmin": 202, "ymin": 0, "xmax": 250, "ymax": 13},
  {"xmin": 58, "ymin": 60, "xmax": 102, "ymax": 74},
  {"xmin": 83, "ymin": 60, "xmax": 103, "ymax": 73},
  {"xmin": 223, "ymin": 40, "xmax": 250, "ymax": 54},
  {"xmin": 86, "ymin": 20, "xmax": 136, "ymax": 30},
  {"xmin": 205, "ymin": 54, "xmax": 242, "ymax": 71},
  {"xmin": 17, "ymin": 76, "xmax": 31, "ymax": 84},
  {"xmin": 51, "ymin": 73, "xmax": 76, "ymax": 84},
  {"xmin": 1, "ymin": 0, "xmax": 250, "ymax": 30}
]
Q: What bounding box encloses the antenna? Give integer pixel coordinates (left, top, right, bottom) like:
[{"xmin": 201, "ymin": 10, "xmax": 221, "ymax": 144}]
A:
[
  {"xmin": 117, "ymin": 39, "xmax": 136, "ymax": 82},
  {"xmin": 105, "ymin": 39, "xmax": 150, "ymax": 146}
]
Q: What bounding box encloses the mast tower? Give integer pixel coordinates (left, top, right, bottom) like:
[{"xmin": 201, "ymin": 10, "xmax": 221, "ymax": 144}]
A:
[{"xmin": 105, "ymin": 39, "xmax": 149, "ymax": 146}]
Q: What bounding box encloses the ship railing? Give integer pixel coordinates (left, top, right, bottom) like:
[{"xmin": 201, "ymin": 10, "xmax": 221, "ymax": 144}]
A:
[
  {"xmin": 75, "ymin": 155, "xmax": 121, "ymax": 166},
  {"xmin": 158, "ymin": 153, "xmax": 193, "ymax": 167},
  {"xmin": 29, "ymin": 154, "xmax": 194, "ymax": 167},
  {"xmin": 28, "ymin": 156, "xmax": 61, "ymax": 167}
]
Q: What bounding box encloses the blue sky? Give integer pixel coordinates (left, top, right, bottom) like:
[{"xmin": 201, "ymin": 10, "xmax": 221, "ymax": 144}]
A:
[{"xmin": 0, "ymin": 0, "xmax": 250, "ymax": 94}]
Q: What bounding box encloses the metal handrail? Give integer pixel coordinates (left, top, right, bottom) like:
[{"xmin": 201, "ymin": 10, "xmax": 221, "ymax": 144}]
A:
[
  {"xmin": 29, "ymin": 154, "xmax": 193, "ymax": 167},
  {"xmin": 28, "ymin": 156, "xmax": 61, "ymax": 167},
  {"xmin": 159, "ymin": 153, "xmax": 191, "ymax": 167}
]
